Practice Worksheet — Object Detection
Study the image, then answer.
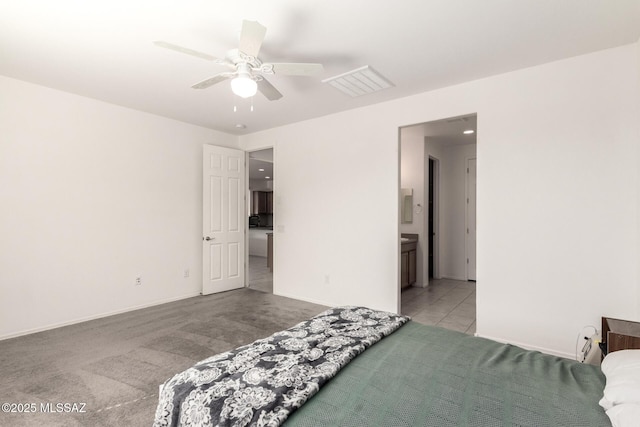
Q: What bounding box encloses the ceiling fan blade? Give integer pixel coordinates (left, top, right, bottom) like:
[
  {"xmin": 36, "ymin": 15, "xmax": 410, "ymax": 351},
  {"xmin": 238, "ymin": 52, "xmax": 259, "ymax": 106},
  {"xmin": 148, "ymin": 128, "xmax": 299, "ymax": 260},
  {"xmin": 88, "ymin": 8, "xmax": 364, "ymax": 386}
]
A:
[
  {"xmin": 257, "ymin": 78, "xmax": 283, "ymax": 101},
  {"xmin": 191, "ymin": 73, "xmax": 233, "ymax": 89},
  {"xmin": 154, "ymin": 41, "xmax": 217, "ymax": 61},
  {"xmin": 270, "ymin": 63, "xmax": 324, "ymax": 76},
  {"xmin": 239, "ymin": 20, "xmax": 267, "ymax": 57}
]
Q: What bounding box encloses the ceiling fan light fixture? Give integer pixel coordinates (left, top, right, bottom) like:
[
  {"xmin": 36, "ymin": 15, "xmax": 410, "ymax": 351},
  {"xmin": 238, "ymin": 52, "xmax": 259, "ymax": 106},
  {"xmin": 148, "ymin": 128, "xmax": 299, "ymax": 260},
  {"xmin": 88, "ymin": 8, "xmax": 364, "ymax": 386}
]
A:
[{"xmin": 231, "ymin": 74, "xmax": 257, "ymax": 98}]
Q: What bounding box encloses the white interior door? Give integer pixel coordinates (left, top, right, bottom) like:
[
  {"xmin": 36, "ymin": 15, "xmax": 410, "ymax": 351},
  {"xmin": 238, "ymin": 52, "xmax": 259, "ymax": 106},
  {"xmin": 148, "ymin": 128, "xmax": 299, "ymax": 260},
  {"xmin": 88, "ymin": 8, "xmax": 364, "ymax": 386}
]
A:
[
  {"xmin": 202, "ymin": 145, "xmax": 245, "ymax": 295},
  {"xmin": 466, "ymin": 158, "xmax": 477, "ymax": 281}
]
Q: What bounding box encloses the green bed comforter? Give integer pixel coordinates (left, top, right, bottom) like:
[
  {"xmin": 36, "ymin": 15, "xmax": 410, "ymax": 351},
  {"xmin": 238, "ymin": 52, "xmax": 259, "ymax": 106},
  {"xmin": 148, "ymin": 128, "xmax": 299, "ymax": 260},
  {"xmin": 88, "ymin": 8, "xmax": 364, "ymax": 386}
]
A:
[{"xmin": 284, "ymin": 321, "xmax": 611, "ymax": 427}]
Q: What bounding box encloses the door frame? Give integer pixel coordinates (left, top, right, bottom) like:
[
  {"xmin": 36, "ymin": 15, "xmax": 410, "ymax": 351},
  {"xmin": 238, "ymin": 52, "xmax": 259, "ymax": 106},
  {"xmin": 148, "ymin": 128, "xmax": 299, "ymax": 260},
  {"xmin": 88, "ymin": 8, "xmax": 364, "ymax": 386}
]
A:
[{"xmin": 465, "ymin": 156, "xmax": 477, "ymax": 281}]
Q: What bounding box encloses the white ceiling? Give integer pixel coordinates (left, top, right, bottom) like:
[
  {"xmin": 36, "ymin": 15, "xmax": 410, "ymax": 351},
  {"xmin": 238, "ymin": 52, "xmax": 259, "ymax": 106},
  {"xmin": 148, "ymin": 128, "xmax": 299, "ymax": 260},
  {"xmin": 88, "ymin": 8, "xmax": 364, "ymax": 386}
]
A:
[
  {"xmin": 1, "ymin": 1, "xmax": 639, "ymax": 136},
  {"xmin": 421, "ymin": 114, "xmax": 477, "ymax": 146}
]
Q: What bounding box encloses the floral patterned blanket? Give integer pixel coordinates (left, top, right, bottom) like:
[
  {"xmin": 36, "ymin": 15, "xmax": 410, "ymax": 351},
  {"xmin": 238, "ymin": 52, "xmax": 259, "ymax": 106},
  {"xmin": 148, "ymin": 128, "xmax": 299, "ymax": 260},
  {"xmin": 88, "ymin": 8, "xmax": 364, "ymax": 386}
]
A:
[{"xmin": 153, "ymin": 306, "xmax": 410, "ymax": 427}]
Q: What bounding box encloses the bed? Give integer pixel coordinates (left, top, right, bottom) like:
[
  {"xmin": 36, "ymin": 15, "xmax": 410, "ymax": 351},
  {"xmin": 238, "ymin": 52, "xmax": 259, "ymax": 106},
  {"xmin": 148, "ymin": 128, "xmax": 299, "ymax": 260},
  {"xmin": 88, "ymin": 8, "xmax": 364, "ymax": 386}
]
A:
[{"xmin": 153, "ymin": 307, "xmax": 624, "ymax": 427}]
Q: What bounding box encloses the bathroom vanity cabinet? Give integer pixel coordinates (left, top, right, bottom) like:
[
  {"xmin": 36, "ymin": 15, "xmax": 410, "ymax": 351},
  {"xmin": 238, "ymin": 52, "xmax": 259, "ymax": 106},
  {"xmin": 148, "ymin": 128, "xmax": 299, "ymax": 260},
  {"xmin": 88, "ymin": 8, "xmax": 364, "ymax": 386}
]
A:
[{"xmin": 401, "ymin": 234, "xmax": 418, "ymax": 288}]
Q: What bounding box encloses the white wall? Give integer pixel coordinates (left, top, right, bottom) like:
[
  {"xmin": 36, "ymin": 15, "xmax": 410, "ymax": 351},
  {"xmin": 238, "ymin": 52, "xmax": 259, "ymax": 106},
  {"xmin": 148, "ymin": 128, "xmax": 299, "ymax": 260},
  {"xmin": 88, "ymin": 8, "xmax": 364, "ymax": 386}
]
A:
[
  {"xmin": 249, "ymin": 179, "xmax": 274, "ymax": 192},
  {"xmin": 474, "ymin": 45, "xmax": 638, "ymax": 356},
  {"xmin": 241, "ymin": 42, "xmax": 640, "ymax": 358},
  {"xmin": 242, "ymin": 117, "xmax": 400, "ymax": 313},
  {"xmin": 0, "ymin": 75, "xmax": 238, "ymax": 339}
]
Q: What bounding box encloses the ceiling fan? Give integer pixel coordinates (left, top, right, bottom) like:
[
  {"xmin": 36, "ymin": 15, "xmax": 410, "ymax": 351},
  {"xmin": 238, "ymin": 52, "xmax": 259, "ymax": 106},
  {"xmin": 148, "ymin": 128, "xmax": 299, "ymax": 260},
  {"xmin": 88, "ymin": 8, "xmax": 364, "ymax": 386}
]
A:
[{"xmin": 154, "ymin": 20, "xmax": 324, "ymax": 101}]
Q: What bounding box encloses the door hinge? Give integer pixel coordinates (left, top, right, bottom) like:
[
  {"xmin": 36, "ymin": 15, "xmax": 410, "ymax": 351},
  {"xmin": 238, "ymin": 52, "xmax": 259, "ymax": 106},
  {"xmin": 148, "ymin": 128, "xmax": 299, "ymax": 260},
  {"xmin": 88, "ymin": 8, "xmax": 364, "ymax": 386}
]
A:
[{"xmin": 467, "ymin": 258, "xmax": 469, "ymax": 264}]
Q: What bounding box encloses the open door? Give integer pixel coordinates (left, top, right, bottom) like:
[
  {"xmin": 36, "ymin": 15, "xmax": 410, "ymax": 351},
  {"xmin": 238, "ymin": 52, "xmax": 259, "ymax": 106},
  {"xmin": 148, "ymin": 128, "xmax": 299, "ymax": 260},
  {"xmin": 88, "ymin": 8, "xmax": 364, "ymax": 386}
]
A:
[{"xmin": 202, "ymin": 145, "xmax": 245, "ymax": 295}]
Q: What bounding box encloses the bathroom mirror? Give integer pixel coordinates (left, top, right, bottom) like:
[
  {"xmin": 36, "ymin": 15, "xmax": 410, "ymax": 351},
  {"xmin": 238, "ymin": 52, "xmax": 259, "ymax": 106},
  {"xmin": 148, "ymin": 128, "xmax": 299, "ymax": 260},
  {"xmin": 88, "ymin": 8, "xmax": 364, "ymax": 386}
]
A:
[{"xmin": 401, "ymin": 188, "xmax": 413, "ymax": 224}]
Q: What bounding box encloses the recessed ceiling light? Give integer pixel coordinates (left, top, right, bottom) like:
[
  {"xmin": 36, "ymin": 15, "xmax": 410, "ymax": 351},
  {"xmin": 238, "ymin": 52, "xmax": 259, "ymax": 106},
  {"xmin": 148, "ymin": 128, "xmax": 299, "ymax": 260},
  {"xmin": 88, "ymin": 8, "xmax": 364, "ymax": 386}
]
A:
[
  {"xmin": 235, "ymin": 124, "xmax": 246, "ymax": 129},
  {"xmin": 265, "ymin": 176, "xmax": 271, "ymax": 179},
  {"xmin": 258, "ymin": 168, "xmax": 265, "ymax": 171},
  {"xmin": 464, "ymin": 129, "xmax": 475, "ymax": 134}
]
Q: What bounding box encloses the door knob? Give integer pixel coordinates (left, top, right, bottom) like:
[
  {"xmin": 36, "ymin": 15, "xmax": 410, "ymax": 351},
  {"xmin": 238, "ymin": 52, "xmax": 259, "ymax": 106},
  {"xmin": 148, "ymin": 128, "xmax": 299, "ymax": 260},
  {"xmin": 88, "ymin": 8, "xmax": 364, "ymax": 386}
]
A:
[{"xmin": 203, "ymin": 236, "xmax": 215, "ymax": 241}]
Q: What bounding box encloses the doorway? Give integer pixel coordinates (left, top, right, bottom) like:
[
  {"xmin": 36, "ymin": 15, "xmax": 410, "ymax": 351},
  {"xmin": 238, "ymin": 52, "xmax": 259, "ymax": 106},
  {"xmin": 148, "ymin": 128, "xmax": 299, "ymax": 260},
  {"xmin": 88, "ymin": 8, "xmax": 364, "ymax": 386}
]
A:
[
  {"xmin": 399, "ymin": 114, "xmax": 477, "ymax": 333},
  {"xmin": 428, "ymin": 156, "xmax": 438, "ymax": 279},
  {"xmin": 247, "ymin": 148, "xmax": 274, "ymax": 293}
]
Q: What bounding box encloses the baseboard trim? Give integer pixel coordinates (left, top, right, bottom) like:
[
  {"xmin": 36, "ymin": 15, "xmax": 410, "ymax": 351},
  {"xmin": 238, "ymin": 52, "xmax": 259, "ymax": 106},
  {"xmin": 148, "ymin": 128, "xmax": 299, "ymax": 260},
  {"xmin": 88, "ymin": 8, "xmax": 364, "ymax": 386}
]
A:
[
  {"xmin": 439, "ymin": 275, "xmax": 468, "ymax": 281},
  {"xmin": 0, "ymin": 291, "xmax": 202, "ymax": 341},
  {"xmin": 475, "ymin": 333, "xmax": 575, "ymax": 360}
]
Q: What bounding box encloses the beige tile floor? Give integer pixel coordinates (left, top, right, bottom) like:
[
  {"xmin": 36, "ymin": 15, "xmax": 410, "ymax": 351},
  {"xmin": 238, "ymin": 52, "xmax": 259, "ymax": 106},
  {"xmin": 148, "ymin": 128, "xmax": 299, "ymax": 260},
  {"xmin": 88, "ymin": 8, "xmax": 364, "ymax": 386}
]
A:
[{"xmin": 401, "ymin": 278, "xmax": 476, "ymax": 335}]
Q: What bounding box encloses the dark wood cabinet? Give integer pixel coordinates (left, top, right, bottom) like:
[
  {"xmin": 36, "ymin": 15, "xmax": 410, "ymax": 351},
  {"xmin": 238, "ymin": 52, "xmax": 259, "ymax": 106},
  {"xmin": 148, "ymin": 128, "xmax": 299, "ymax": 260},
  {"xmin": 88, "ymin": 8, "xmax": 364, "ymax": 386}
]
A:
[
  {"xmin": 401, "ymin": 234, "xmax": 418, "ymax": 289},
  {"xmin": 401, "ymin": 251, "xmax": 409, "ymax": 288},
  {"xmin": 602, "ymin": 317, "xmax": 640, "ymax": 355},
  {"xmin": 266, "ymin": 191, "xmax": 273, "ymax": 213},
  {"xmin": 251, "ymin": 191, "xmax": 273, "ymax": 215},
  {"xmin": 408, "ymin": 248, "xmax": 416, "ymax": 285}
]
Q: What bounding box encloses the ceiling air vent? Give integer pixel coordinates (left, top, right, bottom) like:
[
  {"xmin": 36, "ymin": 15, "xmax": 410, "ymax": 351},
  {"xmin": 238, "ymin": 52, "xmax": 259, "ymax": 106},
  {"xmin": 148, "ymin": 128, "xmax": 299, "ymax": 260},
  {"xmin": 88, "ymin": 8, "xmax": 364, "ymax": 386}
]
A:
[{"xmin": 322, "ymin": 65, "xmax": 394, "ymax": 97}]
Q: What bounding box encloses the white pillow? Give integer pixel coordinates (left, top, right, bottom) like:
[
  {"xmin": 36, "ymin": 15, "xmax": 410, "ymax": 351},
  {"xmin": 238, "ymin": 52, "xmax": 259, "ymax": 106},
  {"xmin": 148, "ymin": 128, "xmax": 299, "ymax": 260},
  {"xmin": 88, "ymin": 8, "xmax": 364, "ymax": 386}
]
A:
[
  {"xmin": 599, "ymin": 349, "xmax": 640, "ymax": 410},
  {"xmin": 605, "ymin": 403, "xmax": 640, "ymax": 427}
]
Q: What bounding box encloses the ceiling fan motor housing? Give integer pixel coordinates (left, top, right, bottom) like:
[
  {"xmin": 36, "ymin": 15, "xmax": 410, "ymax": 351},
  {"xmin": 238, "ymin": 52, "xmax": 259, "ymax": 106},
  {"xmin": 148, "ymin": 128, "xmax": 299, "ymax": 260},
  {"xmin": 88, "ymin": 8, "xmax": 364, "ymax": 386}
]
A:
[{"xmin": 231, "ymin": 63, "xmax": 258, "ymax": 97}]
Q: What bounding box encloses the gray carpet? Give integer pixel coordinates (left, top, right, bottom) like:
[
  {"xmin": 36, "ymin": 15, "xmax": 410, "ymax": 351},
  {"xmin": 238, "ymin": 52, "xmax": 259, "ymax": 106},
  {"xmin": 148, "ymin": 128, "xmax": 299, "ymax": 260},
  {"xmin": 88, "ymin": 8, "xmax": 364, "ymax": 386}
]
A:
[{"xmin": 0, "ymin": 289, "xmax": 326, "ymax": 426}]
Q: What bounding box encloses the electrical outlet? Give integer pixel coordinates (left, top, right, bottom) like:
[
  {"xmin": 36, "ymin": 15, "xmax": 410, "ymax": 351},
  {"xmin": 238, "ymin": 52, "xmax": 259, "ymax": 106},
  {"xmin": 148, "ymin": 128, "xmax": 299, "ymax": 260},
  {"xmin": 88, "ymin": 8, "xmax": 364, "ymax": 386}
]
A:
[
  {"xmin": 184, "ymin": 269, "xmax": 190, "ymax": 278},
  {"xmin": 324, "ymin": 274, "xmax": 330, "ymax": 284},
  {"xmin": 135, "ymin": 277, "xmax": 142, "ymax": 286}
]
